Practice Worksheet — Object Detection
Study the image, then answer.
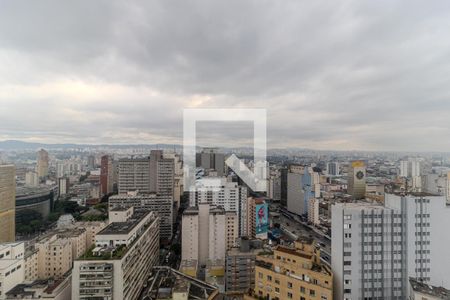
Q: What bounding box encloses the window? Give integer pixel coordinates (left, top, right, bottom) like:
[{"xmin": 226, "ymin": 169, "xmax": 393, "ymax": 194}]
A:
[
  {"xmin": 287, "ymin": 282, "xmax": 292, "ymax": 289},
  {"xmin": 287, "ymin": 292, "xmax": 293, "ymax": 298},
  {"xmin": 300, "ymin": 286, "xmax": 306, "ymax": 293},
  {"xmin": 310, "ymin": 289, "xmax": 316, "ymax": 296},
  {"xmin": 344, "ymin": 224, "xmax": 352, "ymax": 229}
]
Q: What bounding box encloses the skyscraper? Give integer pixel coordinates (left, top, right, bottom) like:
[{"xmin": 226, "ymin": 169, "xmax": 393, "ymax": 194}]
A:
[
  {"xmin": 36, "ymin": 149, "xmax": 49, "ymax": 179},
  {"xmin": 0, "ymin": 165, "xmax": 15, "ymax": 243},
  {"xmin": 100, "ymin": 155, "xmax": 113, "ymax": 195},
  {"xmin": 347, "ymin": 160, "xmax": 366, "ymax": 199}
]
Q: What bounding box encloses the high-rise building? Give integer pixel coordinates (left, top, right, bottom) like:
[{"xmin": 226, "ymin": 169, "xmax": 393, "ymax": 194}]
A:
[
  {"xmin": 36, "ymin": 149, "xmax": 49, "ymax": 179},
  {"xmin": 118, "ymin": 151, "xmax": 174, "ymax": 198},
  {"xmin": 332, "ymin": 193, "xmax": 450, "ymax": 299},
  {"xmin": 118, "ymin": 157, "xmax": 151, "ymax": 193},
  {"xmin": 25, "ymin": 171, "xmax": 39, "ymax": 187},
  {"xmin": 280, "ymin": 167, "xmax": 288, "ymax": 206},
  {"xmin": 87, "ymin": 155, "xmax": 95, "ymax": 169},
  {"xmin": 245, "ymin": 197, "xmax": 269, "ymax": 239},
  {"xmin": 0, "ymin": 165, "xmax": 15, "ymax": 243},
  {"xmin": 100, "ymin": 155, "xmax": 113, "ymax": 195},
  {"xmin": 347, "ymin": 160, "xmax": 366, "ymax": 199},
  {"xmin": 287, "ymin": 165, "xmax": 320, "ymax": 216},
  {"xmin": 308, "ymin": 197, "xmax": 320, "ymax": 225},
  {"xmin": 189, "ymin": 177, "xmax": 248, "ymax": 236},
  {"xmin": 72, "ymin": 208, "xmax": 160, "ymax": 300},
  {"xmin": 181, "ymin": 204, "xmax": 237, "ymax": 267},
  {"xmin": 58, "ymin": 177, "xmax": 70, "ymax": 196},
  {"xmin": 249, "ymin": 237, "xmax": 333, "ymax": 300},
  {"xmin": 109, "ymin": 191, "xmax": 173, "ymax": 241},
  {"xmin": 327, "ymin": 162, "xmax": 340, "ymax": 176},
  {"xmin": 198, "ymin": 148, "xmax": 225, "ymax": 176}
]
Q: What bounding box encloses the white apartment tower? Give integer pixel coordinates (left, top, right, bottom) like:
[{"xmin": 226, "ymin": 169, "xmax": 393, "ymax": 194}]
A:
[
  {"xmin": 189, "ymin": 177, "xmax": 248, "ymax": 236},
  {"xmin": 181, "ymin": 204, "xmax": 237, "ymax": 266},
  {"xmin": 332, "ymin": 193, "xmax": 450, "ymax": 299}
]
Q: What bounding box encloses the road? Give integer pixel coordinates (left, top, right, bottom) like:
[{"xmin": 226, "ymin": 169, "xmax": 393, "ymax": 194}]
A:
[{"xmin": 270, "ymin": 204, "xmax": 332, "ymax": 264}]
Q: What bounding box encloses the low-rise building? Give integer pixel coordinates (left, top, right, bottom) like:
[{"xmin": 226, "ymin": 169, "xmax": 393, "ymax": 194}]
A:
[
  {"xmin": 409, "ymin": 278, "xmax": 450, "ymax": 300},
  {"xmin": 225, "ymin": 238, "xmax": 264, "ymax": 295},
  {"xmin": 249, "ymin": 237, "xmax": 333, "ymax": 300},
  {"xmin": 5, "ymin": 275, "xmax": 71, "ymax": 300},
  {"xmin": 0, "ymin": 243, "xmax": 25, "ymax": 300}
]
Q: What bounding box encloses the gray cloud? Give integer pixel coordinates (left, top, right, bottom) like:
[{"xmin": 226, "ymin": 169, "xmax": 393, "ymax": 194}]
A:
[{"xmin": 1, "ymin": 0, "xmax": 450, "ymax": 151}]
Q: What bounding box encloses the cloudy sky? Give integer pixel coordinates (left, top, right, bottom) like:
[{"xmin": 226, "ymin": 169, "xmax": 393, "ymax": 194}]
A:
[{"xmin": 1, "ymin": 1, "xmax": 450, "ymax": 151}]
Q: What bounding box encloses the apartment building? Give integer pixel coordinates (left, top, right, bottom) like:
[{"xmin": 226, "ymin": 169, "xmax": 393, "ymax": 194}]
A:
[
  {"xmin": 250, "ymin": 237, "xmax": 333, "ymax": 300},
  {"xmin": 72, "ymin": 208, "xmax": 160, "ymax": 300}
]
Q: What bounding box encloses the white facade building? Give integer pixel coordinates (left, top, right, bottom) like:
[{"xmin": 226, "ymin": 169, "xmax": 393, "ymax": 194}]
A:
[
  {"xmin": 0, "ymin": 243, "xmax": 25, "ymax": 300},
  {"xmin": 72, "ymin": 208, "xmax": 160, "ymax": 300},
  {"xmin": 189, "ymin": 177, "xmax": 248, "ymax": 236},
  {"xmin": 181, "ymin": 204, "xmax": 237, "ymax": 266},
  {"xmin": 332, "ymin": 193, "xmax": 450, "ymax": 300}
]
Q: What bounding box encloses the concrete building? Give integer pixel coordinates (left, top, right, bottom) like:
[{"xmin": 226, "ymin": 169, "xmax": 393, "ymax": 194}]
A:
[
  {"xmin": 250, "ymin": 238, "xmax": 333, "ymax": 300},
  {"xmin": 245, "ymin": 197, "xmax": 268, "ymax": 240},
  {"xmin": 109, "ymin": 191, "xmax": 173, "ymax": 241},
  {"xmin": 100, "ymin": 155, "xmax": 113, "ymax": 195},
  {"xmin": 35, "ymin": 235, "xmax": 72, "ymax": 280},
  {"xmin": 36, "ymin": 149, "xmax": 49, "ymax": 179},
  {"xmin": 182, "ymin": 204, "xmax": 237, "ymax": 267},
  {"xmin": 15, "ymin": 186, "xmax": 54, "ymax": 225},
  {"xmin": 5, "ymin": 275, "xmax": 72, "ymax": 300},
  {"xmin": 307, "ymin": 198, "xmax": 320, "ymax": 225},
  {"xmin": 268, "ymin": 176, "xmax": 281, "ymax": 202},
  {"xmin": 56, "ymin": 159, "xmax": 82, "ymax": 178},
  {"xmin": 0, "ymin": 165, "xmax": 15, "ymax": 243},
  {"xmin": 347, "ymin": 160, "xmax": 366, "ymax": 199},
  {"xmin": 287, "ymin": 165, "xmax": 320, "ymax": 216},
  {"xmin": 225, "ymin": 238, "xmax": 263, "ymax": 295},
  {"xmin": 332, "ymin": 193, "xmax": 450, "ymax": 299},
  {"xmin": 72, "ymin": 208, "xmax": 160, "ymax": 300},
  {"xmin": 0, "ymin": 243, "xmax": 25, "ymax": 300},
  {"xmin": 190, "ymin": 177, "xmax": 248, "ymax": 236},
  {"xmin": 25, "ymin": 171, "xmax": 39, "ymax": 187},
  {"xmin": 327, "ymin": 162, "xmax": 340, "ymax": 176},
  {"xmin": 58, "ymin": 177, "xmax": 70, "ymax": 196},
  {"xmin": 118, "ymin": 157, "xmax": 151, "ymax": 194},
  {"xmin": 197, "ymin": 148, "xmax": 225, "ymax": 176},
  {"xmin": 87, "ymin": 155, "xmax": 96, "ymax": 169},
  {"xmin": 23, "ymin": 248, "xmax": 38, "ymax": 283}
]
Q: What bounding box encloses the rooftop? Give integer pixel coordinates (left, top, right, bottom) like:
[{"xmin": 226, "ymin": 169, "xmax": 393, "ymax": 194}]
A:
[
  {"xmin": 410, "ymin": 278, "xmax": 450, "ymax": 299},
  {"xmin": 98, "ymin": 210, "xmax": 151, "ymax": 235}
]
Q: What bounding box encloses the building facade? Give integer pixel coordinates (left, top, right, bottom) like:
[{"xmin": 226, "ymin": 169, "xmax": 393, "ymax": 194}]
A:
[
  {"xmin": 72, "ymin": 209, "xmax": 160, "ymax": 300},
  {"xmin": 332, "ymin": 193, "xmax": 450, "ymax": 299},
  {"xmin": 0, "ymin": 165, "xmax": 15, "ymax": 243},
  {"xmin": 347, "ymin": 160, "xmax": 366, "ymax": 200},
  {"xmin": 251, "ymin": 238, "xmax": 333, "ymax": 300}
]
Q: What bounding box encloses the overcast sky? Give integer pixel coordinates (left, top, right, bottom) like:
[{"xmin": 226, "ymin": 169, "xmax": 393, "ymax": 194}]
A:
[{"xmin": 1, "ymin": 1, "xmax": 450, "ymax": 151}]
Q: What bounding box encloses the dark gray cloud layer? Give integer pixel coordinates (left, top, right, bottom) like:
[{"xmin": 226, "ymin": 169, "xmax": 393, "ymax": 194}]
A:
[{"xmin": 1, "ymin": 0, "xmax": 450, "ymax": 151}]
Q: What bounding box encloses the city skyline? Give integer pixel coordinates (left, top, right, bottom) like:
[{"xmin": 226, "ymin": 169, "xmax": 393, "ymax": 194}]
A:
[{"xmin": 1, "ymin": 1, "xmax": 450, "ymax": 151}]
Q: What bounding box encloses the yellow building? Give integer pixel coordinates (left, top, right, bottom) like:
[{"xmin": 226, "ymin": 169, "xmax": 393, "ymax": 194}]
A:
[
  {"xmin": 247, "ymin": 237, "xmax": 333, "ymax": 300},
  {"xmin": 0, "ymin": 165, "xmax": 15, "ymax": 243}
]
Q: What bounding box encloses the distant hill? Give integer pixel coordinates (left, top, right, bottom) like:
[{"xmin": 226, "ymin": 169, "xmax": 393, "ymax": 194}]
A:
[{"xmin": 0, "ymin": 140, "xmax": 183, "ymax": 151}]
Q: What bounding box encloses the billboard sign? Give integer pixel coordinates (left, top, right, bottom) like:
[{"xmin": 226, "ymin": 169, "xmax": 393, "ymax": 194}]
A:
[{"xmin": 256, "ymin": 202, "xmax": 269, "ymax": 238}]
